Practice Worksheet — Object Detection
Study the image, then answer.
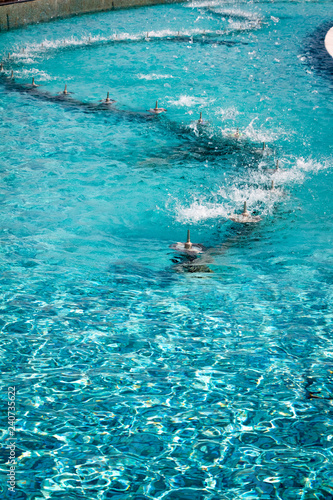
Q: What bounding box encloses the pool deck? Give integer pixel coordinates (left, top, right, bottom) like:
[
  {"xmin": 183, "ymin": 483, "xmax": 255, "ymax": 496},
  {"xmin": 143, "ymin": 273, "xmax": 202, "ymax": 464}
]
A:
[{"xmin": 325, "ymin": 26, "xmax": 333, "ymax": 58}]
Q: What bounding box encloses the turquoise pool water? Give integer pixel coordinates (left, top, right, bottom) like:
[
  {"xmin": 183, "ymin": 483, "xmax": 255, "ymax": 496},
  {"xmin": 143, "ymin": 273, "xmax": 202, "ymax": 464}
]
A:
[{"xmin": 0, "ymin": 1, "xmax": 333, "ymax": 498}]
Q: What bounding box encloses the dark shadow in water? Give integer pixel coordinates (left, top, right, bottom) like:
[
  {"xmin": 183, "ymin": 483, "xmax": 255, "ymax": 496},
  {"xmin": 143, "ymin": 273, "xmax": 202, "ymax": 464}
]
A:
[
  {"xmin": 164, "ymin": 129, "xmax": 264, "ymax": 169},
  {"xmin": 171, "ymin": 221, "xmax": 262, "ymax": 274},
  {"xmin": 0, "ymin": 73, "xmax": 158, "ymax": 124},
  {"xmin": 303, "ymin": 20, "xmax": 333, "ymax": 79},
  {"xmin": 0, "ymin": 72, "xmax": 269, "ymax": 169}
]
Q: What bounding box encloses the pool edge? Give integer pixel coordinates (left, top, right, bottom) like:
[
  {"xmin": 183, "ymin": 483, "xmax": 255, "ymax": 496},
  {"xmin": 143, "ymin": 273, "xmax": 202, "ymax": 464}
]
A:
[{"xmin": 0, "ymin": 0, "xmax": 185, "ymax": 32}]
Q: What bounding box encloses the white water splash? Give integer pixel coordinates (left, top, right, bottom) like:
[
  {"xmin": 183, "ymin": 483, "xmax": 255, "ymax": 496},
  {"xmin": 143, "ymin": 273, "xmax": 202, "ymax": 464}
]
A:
[
  {"xmin": 176, "ymin": 200, "xmax": 230, "ymax": 223},
  {"xmin": 137, "ymin": 74, "xmax": 175, "ymax": 80},
  {"xmin": 209, "ymin": 7, "xmax": 262, "ymax": 22},
  {"xmin": 201, "ymin": 5, "xmax": 263, "ymax": 32},
  {"xmin": 222, "ymin": 118, "xmax": 286, "ymax": 143},
  {"xmin": 227, "ymin": 19, "xmax": 261, "ymax": 32},
  {"xmin": 187, "ymin": 0, "xmax": 229, "ymax": 8},
  {"xmin": 168, "ymin": 95, "xmax": 214, "ymax": 107},
  {"xmin": 173, "ymin": 157, "xmax": 330, "ymax": 223},
  {"xmin": 215, "ymin": 106, "xmax": 240, "ymax": 121},
  {"xmin": 10, "ymin": 28, "xmax": 214, "ymax": 62},
  {"xmin": 11, "ymin": 68, "xmax": 53, "ymax": 81},
  {"xmin": 146, "ymin": 28, "xmax": 206, "ymax": 38},
  {"xmin": 175, "ymin": 184, "xmax": 283, "ymax": 223}
]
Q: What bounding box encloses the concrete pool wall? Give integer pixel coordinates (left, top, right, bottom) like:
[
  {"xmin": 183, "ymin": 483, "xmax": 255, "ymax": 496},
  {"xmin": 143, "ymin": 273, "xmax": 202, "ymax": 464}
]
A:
[{"xmin": 0, "ymin": 0, "xmax": 181, "ymax": 31}]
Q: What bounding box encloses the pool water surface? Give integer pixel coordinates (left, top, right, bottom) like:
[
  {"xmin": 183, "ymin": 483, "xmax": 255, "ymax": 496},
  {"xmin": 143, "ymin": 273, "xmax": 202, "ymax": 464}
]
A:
[{"xmin": 0, "ymin": 1, "xmax": 333, "ymax": 499}]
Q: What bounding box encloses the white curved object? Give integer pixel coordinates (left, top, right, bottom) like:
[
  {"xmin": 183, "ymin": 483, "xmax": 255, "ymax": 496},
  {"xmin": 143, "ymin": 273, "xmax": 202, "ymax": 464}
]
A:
[{"xmin": 325, "ymin": 27, "xmax": 333, "ymax": 58}]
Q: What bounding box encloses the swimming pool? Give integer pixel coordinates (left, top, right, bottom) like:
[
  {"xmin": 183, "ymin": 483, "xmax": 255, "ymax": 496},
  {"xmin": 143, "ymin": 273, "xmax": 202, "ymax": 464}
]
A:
[{"xmin": 0, "ymin": 1, "xmax": 333, "ymax": 498}]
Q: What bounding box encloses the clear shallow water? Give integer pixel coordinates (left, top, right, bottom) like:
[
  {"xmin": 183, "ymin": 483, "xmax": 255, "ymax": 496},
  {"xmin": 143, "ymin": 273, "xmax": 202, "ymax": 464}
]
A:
[{"xmin": 0, "ymin": 1, "xmax": 333, "ymax": 498}]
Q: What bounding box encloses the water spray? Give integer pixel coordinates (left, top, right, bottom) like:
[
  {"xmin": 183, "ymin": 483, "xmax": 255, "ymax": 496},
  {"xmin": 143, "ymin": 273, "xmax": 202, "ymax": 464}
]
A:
[{"xmin": 234, "ymin": 127, "xmax": 240, "ymax": 139}]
